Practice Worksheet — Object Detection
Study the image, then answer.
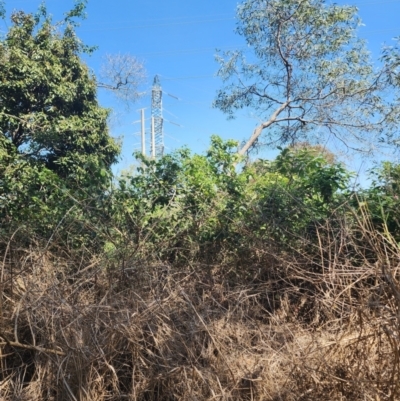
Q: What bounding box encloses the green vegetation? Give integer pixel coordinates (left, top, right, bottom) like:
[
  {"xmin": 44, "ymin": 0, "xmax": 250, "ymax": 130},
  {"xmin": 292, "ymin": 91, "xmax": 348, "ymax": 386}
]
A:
[
  {"xmin": 214, "ymin": 0, "xmax": 398, "ymax": 155},
  {"xmin": 0, "ymin": 4, "xmax": 119, "ymax": 239},
  {"xmin": 2, "ymin": 1, "xmax": 400, "ymax": 400}
]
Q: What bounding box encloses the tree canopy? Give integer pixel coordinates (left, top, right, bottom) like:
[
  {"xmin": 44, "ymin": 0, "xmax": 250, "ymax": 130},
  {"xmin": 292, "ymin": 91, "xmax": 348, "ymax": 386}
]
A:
[
  {"xmin": 214, "ymin": 0, "xmax": 399, "ymax": 155},
  {"xmin": 0, "ymin": 7, "xmax": 120, "ymax": 187},
  {"xmin": 0, "ymin": 3, "xmax": 122, "ymax": 231}
]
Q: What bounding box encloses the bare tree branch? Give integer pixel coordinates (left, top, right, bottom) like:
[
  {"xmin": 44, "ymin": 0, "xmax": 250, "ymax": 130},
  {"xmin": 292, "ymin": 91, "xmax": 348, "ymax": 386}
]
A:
[
  {"xmin": 98, "ymin": 53, "xmax": 146, "ymax": 107},
  {"xmin": 238, "ymin": 101, "xmax": 290, "ymax": 155}
]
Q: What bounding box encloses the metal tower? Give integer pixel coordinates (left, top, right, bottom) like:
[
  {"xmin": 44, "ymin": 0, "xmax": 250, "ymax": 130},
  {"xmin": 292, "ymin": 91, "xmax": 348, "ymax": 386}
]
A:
[{"xmin": 151, "ymin": 75, "xmax": 164, "ymax": 158}]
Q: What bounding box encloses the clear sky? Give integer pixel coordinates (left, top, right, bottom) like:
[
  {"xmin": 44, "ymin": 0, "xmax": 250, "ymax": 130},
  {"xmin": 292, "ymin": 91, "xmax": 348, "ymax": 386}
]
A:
[{"xmin": 2, "ymin": 0, "xmax": 400, "ymax": 174}]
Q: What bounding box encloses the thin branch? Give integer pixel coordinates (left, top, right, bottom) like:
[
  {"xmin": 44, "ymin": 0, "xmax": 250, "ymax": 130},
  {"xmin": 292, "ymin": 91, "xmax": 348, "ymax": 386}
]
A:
[{"xmin": 0, "ymin": 330, "xmax": 65, "ymax": 356}]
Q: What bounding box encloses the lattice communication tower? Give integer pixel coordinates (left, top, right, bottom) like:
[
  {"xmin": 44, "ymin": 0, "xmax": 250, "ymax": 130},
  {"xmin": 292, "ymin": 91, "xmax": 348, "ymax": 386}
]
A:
[{"xmin": 151, "ymin": 75, "xmax": 164, "ymax": 158}]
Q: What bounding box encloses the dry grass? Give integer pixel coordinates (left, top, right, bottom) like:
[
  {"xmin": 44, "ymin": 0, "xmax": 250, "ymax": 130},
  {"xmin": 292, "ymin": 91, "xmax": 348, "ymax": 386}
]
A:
[{"xmin": 1, "ymin": 215, "xmax": 400, "ymax": 400}]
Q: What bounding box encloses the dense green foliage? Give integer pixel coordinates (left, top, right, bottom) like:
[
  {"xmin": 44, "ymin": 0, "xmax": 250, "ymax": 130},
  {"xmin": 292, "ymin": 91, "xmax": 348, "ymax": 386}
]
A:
[
  {"xmin": 0, "ymin": 7, "xmax": 119, "ymax": 234},
  {"xmin": 101, "ymin": 136, "xmax": 400, "ymax": 268},
  {"xmin": 357, "ymin": 162, "xmax": 400, "ymax": 242}
]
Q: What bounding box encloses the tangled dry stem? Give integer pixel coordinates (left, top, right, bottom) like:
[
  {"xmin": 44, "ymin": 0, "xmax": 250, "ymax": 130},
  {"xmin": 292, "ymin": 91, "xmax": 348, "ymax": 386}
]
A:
[{"xmin": 1, "ymin": 215, "xmax": 400, "ymax": 400}]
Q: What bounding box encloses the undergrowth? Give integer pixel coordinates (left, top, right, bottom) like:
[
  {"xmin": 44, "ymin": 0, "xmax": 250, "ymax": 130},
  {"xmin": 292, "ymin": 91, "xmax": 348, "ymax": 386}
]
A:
[{"xmin": 1, "ymin": 207, "xmax": 400, "ymax": 401}]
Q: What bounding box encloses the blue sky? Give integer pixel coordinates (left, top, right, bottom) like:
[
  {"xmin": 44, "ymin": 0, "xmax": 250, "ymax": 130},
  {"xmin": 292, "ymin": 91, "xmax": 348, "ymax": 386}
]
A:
[{"xmin": 2, "ymin": 0, "xmax": 400, "ymax": 175}]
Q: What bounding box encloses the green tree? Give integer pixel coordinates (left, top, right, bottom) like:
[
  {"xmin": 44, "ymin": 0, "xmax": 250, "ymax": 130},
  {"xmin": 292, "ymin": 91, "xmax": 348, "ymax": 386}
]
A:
[
  {"xmin": 0, "ymin": 3, "xmax": 120, "ymax": 238},
  {"xmin": 108, "ymin": 138, "xmax": 240, "ymax": 262},
  {"xmin": 357, "ymin": 162, "xmax": 400, "ymax": 242},
  {"xmin": 214, "ymin": 0, "xmax": 397, "ymax": 155},
  {"xmin": 239, "ymin": 146, "xmax": 350, "ymax": 249},
  {"xmin": 0, "ymin": 7, "xmax": 120, "ymax": 189}
]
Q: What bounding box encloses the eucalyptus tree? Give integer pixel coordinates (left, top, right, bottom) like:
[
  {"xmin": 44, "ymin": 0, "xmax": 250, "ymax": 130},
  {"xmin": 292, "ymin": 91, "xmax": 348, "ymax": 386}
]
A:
[
  {"xmin": 214, "ymin": 0, "xmax": 398, "ymax": 155},
  {"xmin": 380, "ymin": 37, "xmax": 400, "ymax": 149}
]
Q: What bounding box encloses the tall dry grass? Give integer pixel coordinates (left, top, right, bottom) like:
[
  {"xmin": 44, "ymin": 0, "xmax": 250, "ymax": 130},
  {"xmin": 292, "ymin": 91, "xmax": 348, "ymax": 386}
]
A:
[{"xmin": 1, "ymin": 211, "xmax": 400, "ymax": 400}]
